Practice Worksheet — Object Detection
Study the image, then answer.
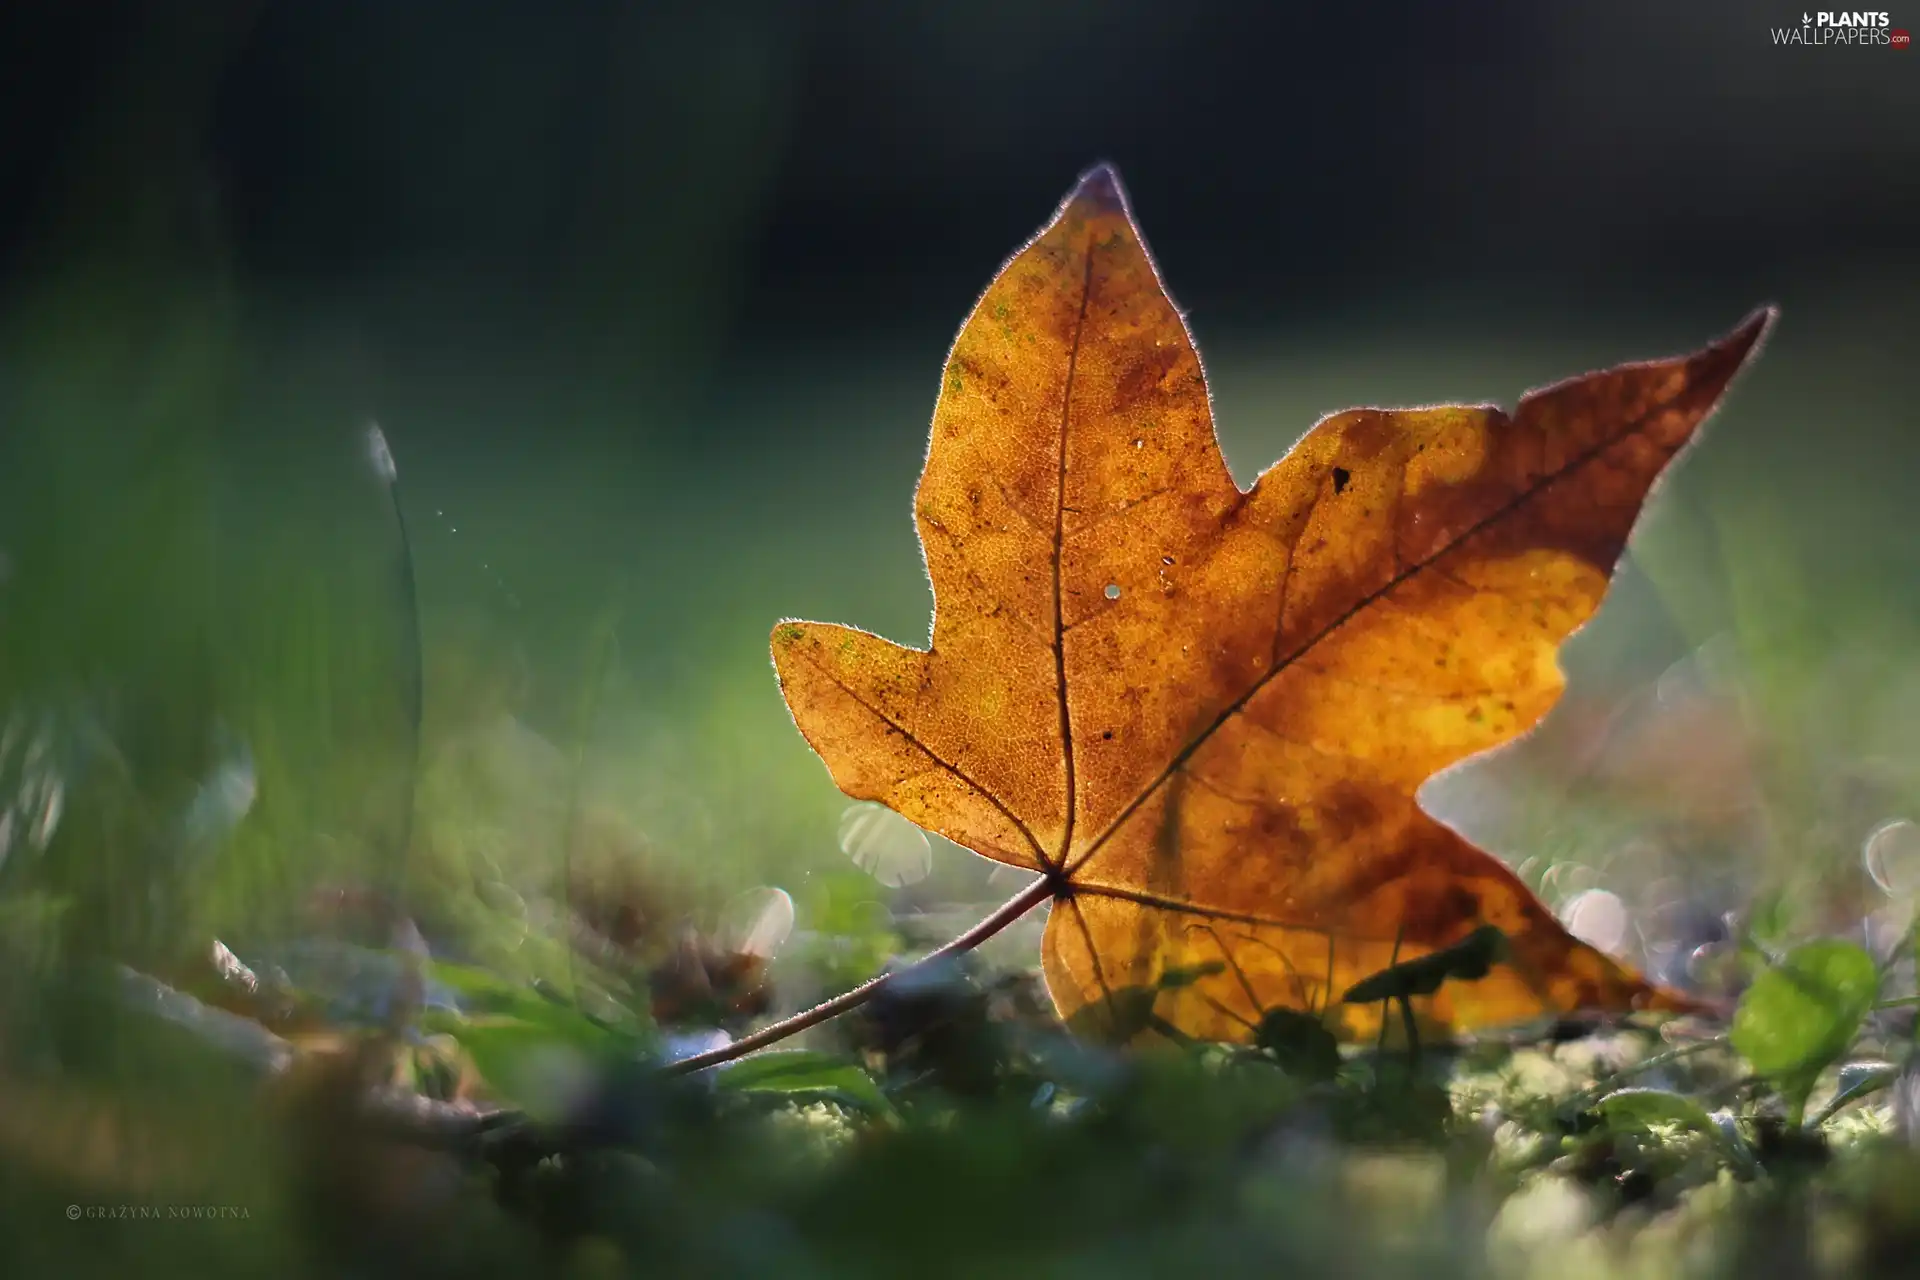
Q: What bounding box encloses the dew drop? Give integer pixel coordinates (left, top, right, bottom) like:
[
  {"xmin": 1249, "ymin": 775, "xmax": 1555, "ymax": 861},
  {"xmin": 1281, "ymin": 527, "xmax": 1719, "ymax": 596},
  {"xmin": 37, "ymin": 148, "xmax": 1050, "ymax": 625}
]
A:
[
  {"xmin": 1561, "ymin": 888, "xmax": 1627, "ymax": 953},
  {"xmin": 1162, "ymin": 556, "xmax": 1174, "ymax": 566},
  {"xmin": 364, "ymin": 422, "xmax": 397, "ymax": 483},
  {"xmin": 838, "ymin": 802, "xmax": 933, "ymax": 888},
  {"xmin": 1537, "ymin": 860, "xmax": 1596, "ymax": 905},
  {"xmin": 1131, "ymin": 438, "xmax": 1144, "ymax": 449},
  {"xmin": 719, "ymin": 886, "xmax": 796, "ymax": 957},
  {"xmin": 1865, "ymin": 818, "xmax": 1920, "ymax": 896},
  {"xmin": 1104, "ymin": 583, "xmax": 1121, "ymax": 600}
]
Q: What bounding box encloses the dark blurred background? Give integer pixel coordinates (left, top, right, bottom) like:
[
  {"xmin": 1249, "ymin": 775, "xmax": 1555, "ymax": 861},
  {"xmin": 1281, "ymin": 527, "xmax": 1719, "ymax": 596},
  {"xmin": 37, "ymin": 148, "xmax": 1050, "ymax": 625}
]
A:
[{"xmin": 0, "ymin": 0, "xmax": 1916, "ymax": 944}]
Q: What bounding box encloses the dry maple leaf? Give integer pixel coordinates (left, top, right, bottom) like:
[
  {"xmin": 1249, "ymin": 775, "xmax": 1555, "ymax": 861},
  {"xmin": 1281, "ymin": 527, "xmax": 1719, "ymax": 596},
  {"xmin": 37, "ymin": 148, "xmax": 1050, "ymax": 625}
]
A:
[{"xmin": 771, "ymin": 164, "xmax": 1771, "ymax": 1044}]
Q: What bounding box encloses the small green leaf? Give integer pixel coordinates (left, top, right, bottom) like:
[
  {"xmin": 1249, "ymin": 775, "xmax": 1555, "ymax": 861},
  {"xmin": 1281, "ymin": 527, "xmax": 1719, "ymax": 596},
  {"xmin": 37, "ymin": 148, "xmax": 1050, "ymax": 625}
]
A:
[
  {"xmin": 424, "ymin": 960, "xmax": 646, "ymax": 1048},
  {"xmin": 1731, "ymin": 939, "xmax": 1878, "ymax": 1119},
  {"xmin": 422, "ymin": 1014, "xmax": 605, "ymax": 1120},
  {"xmin": 418, "ymin": 965, "xmax": 644, "ymax": 1119},
  {"xmin": 715, "ymin": 1050, "xmax": 891, "ymax": 1115},
  {"xmin": 1594, "ymin": 1087, "xmax": 1718, "ymax": 1135}
]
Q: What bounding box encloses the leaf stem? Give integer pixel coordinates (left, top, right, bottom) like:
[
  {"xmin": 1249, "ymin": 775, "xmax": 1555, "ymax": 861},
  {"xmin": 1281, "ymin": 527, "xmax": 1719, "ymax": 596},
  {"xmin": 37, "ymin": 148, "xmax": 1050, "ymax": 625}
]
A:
[{"xmin": 661, "ymin": 874, "xmax": 1056, "ymax": 1076}]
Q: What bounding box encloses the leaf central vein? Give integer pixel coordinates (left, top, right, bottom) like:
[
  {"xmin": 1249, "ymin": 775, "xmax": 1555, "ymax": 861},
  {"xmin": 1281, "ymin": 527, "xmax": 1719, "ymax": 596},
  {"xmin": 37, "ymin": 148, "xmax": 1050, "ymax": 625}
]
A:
[{"xmin": 1048, "ymin": 235, "xmax": 1098, "ymax": 872}]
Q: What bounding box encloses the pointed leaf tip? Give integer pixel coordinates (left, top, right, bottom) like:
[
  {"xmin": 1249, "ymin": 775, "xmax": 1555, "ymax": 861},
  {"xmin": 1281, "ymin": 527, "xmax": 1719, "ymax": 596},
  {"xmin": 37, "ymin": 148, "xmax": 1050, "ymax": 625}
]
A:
[
  {"xmin": 1726, "ymin": 304, "xmax": 1777, "ymax": 358},
  {"xmin": 1069, "ymin": 162, "xmax": 1126, "ymax": 211},
  {"xmin": 1686, "ymin": 305, "xmax": 1775, "ymax": 401}
]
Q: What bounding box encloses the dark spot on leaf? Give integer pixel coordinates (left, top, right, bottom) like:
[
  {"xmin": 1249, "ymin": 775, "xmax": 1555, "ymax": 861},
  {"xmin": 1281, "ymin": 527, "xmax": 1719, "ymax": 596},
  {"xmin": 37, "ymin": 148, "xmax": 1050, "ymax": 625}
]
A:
[
  {"xmin": 1331, "ymin": 467, "xmax": 1351, "ymax": 495},
  {"xmin": 1318, "ymin": 783, "xmax": 1381, "ymax": 843}
]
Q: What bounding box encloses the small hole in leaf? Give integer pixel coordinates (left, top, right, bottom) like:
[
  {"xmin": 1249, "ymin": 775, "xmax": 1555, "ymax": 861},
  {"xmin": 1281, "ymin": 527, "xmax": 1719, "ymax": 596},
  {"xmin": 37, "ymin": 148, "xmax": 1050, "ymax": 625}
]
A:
[
  {"xmin": 1162, "ymin": 555, "xmax": 1175, "ymax": 565},
  {"xmin": 1104, "ymin": 583, "xmax": 1121, "ymax": 600},
  {"xmin": 1331, "ymin": 467, "xmax": 1351, "ymax": 495}
]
